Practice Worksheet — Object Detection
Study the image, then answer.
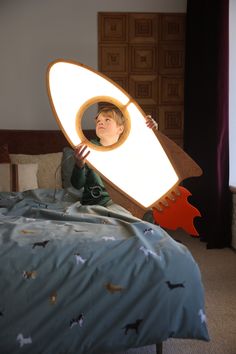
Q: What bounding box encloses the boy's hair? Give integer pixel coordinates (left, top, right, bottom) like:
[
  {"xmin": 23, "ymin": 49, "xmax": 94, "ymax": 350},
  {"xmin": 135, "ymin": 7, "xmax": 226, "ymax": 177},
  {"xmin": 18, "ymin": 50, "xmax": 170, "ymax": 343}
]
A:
[{"xmin": 96, "ymin": 107, "xmax": 125, "ymax": 126}]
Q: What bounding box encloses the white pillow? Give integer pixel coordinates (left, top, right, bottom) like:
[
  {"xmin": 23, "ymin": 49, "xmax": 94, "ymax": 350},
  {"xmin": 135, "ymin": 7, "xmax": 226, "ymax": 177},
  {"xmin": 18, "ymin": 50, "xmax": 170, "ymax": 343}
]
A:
[
  {"xmin": 17, "ymin": 163, "xmax": 38, "ymax": 192},
  {"xmin": 0, "ymin": 163, "xmax": 38, "ymax": 192},
  {"xmin": 10, "ymin": 152, "xmax": 62, "ymax": 189}
]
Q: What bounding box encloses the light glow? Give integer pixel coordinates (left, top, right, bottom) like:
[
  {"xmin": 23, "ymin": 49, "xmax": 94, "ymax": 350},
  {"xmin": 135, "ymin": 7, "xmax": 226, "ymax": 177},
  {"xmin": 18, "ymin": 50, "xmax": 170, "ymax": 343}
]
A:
[{"xmin": 47, "ymin": 59, "xmax": 179, "ymax": 208}]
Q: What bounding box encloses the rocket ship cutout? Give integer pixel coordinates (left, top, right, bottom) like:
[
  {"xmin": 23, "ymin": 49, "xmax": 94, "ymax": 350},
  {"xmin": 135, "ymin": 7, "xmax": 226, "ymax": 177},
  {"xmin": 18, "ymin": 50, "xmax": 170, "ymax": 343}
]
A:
[
  {"xmin": 46, "ymin": 59, "xmax": 202, "ymax": 234},
  {"xmin": 153, "ymin": 186, "xmax": 201, "ymax": 236}
]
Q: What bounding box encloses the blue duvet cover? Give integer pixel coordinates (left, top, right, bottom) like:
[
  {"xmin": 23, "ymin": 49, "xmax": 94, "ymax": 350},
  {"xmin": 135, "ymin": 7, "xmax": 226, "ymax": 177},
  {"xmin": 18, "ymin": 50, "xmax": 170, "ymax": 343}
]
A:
[{"xmin": 0, "ymin": 189, "xmax": 209, "ymax": 354}]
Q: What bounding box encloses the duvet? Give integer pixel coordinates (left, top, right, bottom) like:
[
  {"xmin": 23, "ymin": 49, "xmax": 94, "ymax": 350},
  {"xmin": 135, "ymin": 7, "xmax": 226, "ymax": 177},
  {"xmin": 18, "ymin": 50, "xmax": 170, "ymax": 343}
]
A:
[{"xmin": 0, "ymin": 189, "xmax": 209, "ymax": 354}]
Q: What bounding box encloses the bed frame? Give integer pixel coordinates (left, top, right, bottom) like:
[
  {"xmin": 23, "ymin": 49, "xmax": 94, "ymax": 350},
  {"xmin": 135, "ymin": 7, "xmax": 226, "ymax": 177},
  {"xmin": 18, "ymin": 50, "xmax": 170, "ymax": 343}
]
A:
[
  {"xmin": 0, "ymin": 128, "xmax": 162, "ymax": 353},
  {"xmin": 0, "ymin": 129, "xmax": 69, "ymax": 154}
]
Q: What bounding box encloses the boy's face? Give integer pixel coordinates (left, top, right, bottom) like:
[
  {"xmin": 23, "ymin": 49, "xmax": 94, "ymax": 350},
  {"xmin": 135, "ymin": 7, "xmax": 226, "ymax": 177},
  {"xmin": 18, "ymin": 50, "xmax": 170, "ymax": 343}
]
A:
[{"xmin": 95, "ymin": 112, "xmax": 124, "ymax": 142}]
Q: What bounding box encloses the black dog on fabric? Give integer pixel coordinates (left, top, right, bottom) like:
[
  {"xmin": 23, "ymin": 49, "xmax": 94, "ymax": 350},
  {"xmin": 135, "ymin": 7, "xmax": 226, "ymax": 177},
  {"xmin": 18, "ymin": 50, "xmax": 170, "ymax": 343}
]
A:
[
  {"xmin": 32, "ymin": 240, "xmax": 49, "ymax": 249},
  {"xmin": 70, "ymin": 314, "xmax": 84, "ymax": 328},
  {"xmin": 166, "ymin": 281, "xmax": 185, "ymax": 290},
  {"xmin": 122, "ymin": 319, "xmax": 143, "ymax": 335}
]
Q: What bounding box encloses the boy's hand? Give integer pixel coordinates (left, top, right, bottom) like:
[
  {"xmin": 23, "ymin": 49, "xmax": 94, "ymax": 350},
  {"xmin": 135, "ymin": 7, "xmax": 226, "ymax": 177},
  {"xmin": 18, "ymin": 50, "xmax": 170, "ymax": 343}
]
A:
[
  {"xmin": 146, "ymin": 115, "xmax": 158, "ymax": 130},
  {"xmin": 74, "ymin": 143, "xmax": 90, "ymax": 168}
]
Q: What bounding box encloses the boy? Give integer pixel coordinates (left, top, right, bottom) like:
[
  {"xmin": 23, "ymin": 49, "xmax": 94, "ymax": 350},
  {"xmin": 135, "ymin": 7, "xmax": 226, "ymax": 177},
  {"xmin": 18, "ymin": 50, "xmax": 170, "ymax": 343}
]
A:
[{"xmin": 70, "ymin": 107, "xmax": 157, "ymax": 207}]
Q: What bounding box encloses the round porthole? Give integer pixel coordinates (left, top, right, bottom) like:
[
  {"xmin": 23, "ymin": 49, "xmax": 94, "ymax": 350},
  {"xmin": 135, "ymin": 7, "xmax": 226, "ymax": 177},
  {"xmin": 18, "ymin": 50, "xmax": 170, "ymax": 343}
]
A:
[{"xmin": 76, "ymin": 97, "xmax": 131, "ymax": 152}]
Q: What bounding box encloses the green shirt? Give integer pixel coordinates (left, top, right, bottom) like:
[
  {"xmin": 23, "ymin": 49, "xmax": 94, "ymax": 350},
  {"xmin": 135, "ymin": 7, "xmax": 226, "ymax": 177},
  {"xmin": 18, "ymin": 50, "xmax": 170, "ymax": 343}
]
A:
[{"xmin": 70, "ymin": 139, "xmax": 111, "ymax": 206}]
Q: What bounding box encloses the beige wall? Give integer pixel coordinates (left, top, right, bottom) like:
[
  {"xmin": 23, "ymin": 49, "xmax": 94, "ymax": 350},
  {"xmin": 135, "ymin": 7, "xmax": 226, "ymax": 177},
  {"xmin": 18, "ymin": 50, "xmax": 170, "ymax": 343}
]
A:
[{"xmin": 0, "ymin": 0, "xmax": 186, "ymax": 130}]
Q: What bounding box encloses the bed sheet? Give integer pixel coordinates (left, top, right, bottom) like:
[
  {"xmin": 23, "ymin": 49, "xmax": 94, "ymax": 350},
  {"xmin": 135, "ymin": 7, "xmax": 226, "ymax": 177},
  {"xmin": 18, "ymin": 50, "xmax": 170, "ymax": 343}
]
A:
[{"xmin": 0, "ymin": 189, "xmax": 209, "ymax": 354}]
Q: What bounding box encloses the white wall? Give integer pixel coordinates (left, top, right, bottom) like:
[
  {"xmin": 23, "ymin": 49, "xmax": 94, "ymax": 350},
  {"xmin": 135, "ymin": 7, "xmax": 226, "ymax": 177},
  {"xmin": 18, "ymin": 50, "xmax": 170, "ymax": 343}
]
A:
[{"xmin": 0, "ymin": 0, "xmax": 186, "ymax": 130}]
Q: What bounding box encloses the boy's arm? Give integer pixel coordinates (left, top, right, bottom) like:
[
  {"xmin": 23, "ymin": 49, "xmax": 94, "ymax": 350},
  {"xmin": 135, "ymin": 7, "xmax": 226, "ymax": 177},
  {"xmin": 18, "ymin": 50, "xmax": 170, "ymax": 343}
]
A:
[
  {"xmin": 145, "ymin": 115, "xmax": 158, "ymax": 130},
  {"xmin": 70, "ymin": 164, "xmax": 86, "ymax": 189},
  {"xmin": 70, "ymin": 143, "xmax": 90, "ymax": 190}
]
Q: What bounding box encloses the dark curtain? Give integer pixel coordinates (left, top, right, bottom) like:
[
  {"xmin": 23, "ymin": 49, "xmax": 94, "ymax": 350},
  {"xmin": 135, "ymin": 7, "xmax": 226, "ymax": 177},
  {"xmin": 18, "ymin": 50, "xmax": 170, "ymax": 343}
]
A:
[{"xmin": 183, "ymin": 0, "xmax": 232, "ymax": 248}]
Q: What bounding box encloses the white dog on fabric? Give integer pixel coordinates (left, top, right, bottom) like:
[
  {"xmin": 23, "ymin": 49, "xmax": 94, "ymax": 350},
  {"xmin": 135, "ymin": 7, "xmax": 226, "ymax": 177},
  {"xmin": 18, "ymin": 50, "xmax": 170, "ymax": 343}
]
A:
[
  {"xmin": 74, "ymin": 253, "xmax": 86, "ymax": 265},
  {"xmin": 16, "ymin": 333, "xmax": 32, "ymax": 347},
  {"xmin": 139, "ymin": 245, "xmax": 157, "ymax": 257},
  {"xmin": 198, "ymin": 309, "xmax": 207, "ymax": 324},
  {"xmin": 102, "ymin": 236, "xmax": 116, "ymax": 241}
]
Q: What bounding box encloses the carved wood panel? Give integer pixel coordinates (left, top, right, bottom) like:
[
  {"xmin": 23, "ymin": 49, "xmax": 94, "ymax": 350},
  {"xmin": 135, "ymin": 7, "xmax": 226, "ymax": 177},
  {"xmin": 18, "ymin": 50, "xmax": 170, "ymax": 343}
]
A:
[
  {"xmin": 158, "ymin": 105, "xmax": 184, "ymax": 140},
  {"xmin": 129, "ymin": 13, "xmax": 158, "ymax": 43},
  {"xmin": 130, "ymin": 45, "xmax": 157, "ymax": 73},
  {"xmin": 159, "ymin": 14, "xmax": 185, "ymax": 41},
  {"xmin": 99, "ymin": 45, "xmax": 128, "ymax": 73},
  {"xmin": 159, "ymin": 42, "xmax": 185, "ymax": 75},
  {"xmin": 98, "ymin": 12, "xmax": 185, "ymax": 146},
  {"xmin": 129, "ymin": 75, "xmax": 158, "ymax": 105},
  {"xmin": 99, "ymin": 13, "xmax": 128, "ymax": 42},
  {"xmin": 159, "ymin": 77, "xmax": 184, "ymax": 105},
  {"xmin": 106, "ymin": 74, "xmax": 129, "ymax": 91}
]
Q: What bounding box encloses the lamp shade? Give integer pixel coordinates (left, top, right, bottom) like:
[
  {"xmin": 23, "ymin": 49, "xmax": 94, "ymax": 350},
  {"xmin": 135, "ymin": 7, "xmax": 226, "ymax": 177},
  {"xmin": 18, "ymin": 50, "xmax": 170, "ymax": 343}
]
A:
[{"xmin": 46, "ymin": 59, "xmax": 201, "ymax": 209}]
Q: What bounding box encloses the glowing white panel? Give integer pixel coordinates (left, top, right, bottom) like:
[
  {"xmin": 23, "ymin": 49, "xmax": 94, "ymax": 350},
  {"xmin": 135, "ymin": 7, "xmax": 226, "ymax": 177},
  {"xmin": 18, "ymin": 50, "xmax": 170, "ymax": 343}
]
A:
[
  {"xmin": 48, "ymin": 62, "xmax": 129, "ymax": 145},
  {"xmin": 47, "ymin": 59, "xmax": 179, "ymax": 208}
]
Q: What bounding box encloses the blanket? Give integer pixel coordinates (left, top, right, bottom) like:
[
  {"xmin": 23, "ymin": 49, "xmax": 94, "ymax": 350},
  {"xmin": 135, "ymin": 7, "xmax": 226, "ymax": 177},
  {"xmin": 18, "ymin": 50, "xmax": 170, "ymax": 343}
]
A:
[{"xmin": 0, "ymin": 189, "xmax": 209, "ymax": 354}]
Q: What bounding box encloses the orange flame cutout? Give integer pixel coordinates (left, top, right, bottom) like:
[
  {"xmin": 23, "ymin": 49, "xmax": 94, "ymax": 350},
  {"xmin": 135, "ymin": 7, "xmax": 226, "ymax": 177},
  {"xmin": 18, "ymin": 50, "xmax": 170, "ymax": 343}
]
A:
[{"xmin": 153, "ymin": 186, "xmax": 201, "ymax": 236}]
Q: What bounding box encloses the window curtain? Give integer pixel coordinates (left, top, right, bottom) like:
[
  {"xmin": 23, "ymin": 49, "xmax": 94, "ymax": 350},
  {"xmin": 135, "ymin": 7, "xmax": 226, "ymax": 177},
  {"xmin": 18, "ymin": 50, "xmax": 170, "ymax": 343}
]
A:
[{"xmin": 183, "ymin": 0, "xmax": 232, "ymax": 248}]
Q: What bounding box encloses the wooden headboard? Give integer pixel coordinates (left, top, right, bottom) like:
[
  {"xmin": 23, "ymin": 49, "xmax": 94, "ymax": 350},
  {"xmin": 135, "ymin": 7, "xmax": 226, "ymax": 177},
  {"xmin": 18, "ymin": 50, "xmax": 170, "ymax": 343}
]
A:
[
  {"xmin": 0, "ymin": 129, "xmax": 97, "ymax": 154},
  {"xmin": 0, "ymin": 129, "xmax": 146, "ymax": 218},
  {"xmin": 0, "ymin": 130, "xmax": 68, "ymax": 154}
]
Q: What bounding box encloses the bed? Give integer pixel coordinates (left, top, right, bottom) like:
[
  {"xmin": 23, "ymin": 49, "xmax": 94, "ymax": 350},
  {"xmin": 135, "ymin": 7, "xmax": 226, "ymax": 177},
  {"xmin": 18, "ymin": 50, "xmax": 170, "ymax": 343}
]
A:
[{"xmin": 0, "ymin": 130, "xmax": 209, "ymax": 354}]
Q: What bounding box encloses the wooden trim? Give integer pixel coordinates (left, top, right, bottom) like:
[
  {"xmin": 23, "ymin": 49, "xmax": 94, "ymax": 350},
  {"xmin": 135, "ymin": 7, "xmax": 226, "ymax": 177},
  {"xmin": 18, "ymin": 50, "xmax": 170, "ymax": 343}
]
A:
[{"xmin": 0, "ymin": 129, "xmax": 94, "ymax": 154}]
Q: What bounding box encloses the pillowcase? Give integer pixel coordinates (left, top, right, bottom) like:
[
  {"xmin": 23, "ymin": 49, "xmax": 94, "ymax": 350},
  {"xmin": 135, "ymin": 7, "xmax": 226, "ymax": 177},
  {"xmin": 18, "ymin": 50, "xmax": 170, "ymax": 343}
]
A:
[
  {"xmin": 10, "ymin": 152, "xmax": 63, "ymax": 189},
  {"xmin": 61, "ymin": 147, "xmax": 75, "ymax": 188},
  {"xmin": 0, "ymin": 163, "xmax": 38, "ymax": 192},
  {"xmin": 0, "ymin": 144, "xmax": 11, "ymax": 163}
]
